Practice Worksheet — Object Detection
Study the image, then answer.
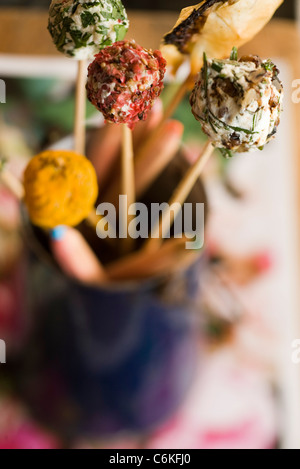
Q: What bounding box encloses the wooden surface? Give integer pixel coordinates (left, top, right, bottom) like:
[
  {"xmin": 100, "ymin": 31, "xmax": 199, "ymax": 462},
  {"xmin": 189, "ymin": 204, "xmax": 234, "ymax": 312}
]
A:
[
  {"xmin": 0, "ymin": 8, "xmax": 177, "ymax": 55},
  {"xmin": 0, "ymin": 8, "xmax": 298, "ymax": 57}
]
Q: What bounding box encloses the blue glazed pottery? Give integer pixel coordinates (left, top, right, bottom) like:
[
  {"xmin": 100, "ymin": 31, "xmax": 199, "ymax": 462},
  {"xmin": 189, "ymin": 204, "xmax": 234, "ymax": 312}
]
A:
[{"xmin": 22, "ymin": 259, "xmax": 202, "ymax": 439}]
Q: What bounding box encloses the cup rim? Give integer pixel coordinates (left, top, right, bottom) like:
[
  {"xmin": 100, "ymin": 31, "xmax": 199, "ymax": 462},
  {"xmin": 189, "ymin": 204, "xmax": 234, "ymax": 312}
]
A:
[
  {"xmin": 21, "ymin": 208, "xmax": 205, "ymax": 293},
  {"xmin": 22, "ymin": 127, "xmax": 208, "ymax": 293}
]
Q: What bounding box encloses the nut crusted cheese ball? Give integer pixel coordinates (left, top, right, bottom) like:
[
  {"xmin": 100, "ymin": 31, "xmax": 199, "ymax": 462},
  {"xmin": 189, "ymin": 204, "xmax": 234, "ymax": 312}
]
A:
[
  {"xmin": 24, "ymin": 150, "xmax": 98, "ymax": 229},
  {"xmin": 48, "ymin": 0, "xmax": 129, "ymax": 60},
  {"xmin": 86, "ymin": 40, "xmax": 167, "ymax": 128},
  {"xmin": 190, "ymin": 54, "xmax": 283, "ymax": 154}
]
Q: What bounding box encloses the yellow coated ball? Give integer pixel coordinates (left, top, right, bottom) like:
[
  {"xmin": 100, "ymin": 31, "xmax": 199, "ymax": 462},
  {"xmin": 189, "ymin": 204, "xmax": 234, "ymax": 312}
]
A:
[{"xmin": 24, "ymin": 150, "xmax": 98, "ymax": 229}]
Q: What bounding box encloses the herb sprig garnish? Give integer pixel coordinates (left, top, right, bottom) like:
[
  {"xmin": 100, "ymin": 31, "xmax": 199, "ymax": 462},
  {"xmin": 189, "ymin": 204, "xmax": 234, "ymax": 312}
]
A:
[
  {"xmin": 203, "ymin": 51, "xmax": 257, "ymax": 136},
  {"xmin": 230, "ymin": 46, "xmax": 238, "ymax": 61},
  {"xmin": 262, "ymin": 59, "xmax": 275, "ymax": 72},
  {"xmin": 203, "ymin": 52, "xmax": 208, "ymax": 99},
  {"xmin": 211, "ymin": 61, "xmax": 223, "ymax": 73},
  {"xmin": 252, "ymin": 109, "xmax": 263, "ymax": 132},
  {"xmin": 219, "ymin": 148, "xmax": 233, "ymax": 159},
  {"xmin": 207, "ymin": 109, "xmax": 258, "ymax": 136}
]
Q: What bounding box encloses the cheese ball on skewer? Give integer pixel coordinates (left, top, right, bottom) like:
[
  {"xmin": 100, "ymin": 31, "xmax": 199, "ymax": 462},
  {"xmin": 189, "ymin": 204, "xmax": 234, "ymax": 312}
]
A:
[
  {"xmin": 190, "ymin": 52, "xmax": 283, "ymax": 154},
  {"xmin": 86, "ymin": 40, "xmax": 167, "ymax": 129},
  {"xmin": 24, "ymin": 150, "xmax": 98, "ymax": 229},
  {"xmin": 48, "ymin": 0, "xmax": 129, "ymax": 60}
]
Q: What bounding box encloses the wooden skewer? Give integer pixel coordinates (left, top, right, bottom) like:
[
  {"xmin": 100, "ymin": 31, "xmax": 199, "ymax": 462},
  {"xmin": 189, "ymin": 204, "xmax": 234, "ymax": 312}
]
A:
[
  {"xmin": 145, "ymin": 141, "xmax": 214, "ymax": 252},
  {"xmin": 85, "ymin": 211, "xmax": 116, "ymax": 248},
  {"xmin": 74, "ymin": 60, "xmax": 87, "ymax": 155},
  {"xmin": 120, "ymin": 124, "xmax": 135, "ymax": 253},
  {"xmin": 85, "ymin": 211, "xmax": 102, "ymax": 230},
  {"xmin": 107, "ymin": 236, "xmax": 197, "ymax": 281},
  {"xmin": 135, "ymin": 74, "xmax": 193, "ymax": 165},
  {"xmin": 102, "ymin": 119, "xmax": 183, "ymax": 208},
  {"xmin": 74, "ymin": 61, "xmax": 110, "ymax": 236},
  {"xmin": 100, "ymin": 77, "xmax": 193, "ymax": 208}
]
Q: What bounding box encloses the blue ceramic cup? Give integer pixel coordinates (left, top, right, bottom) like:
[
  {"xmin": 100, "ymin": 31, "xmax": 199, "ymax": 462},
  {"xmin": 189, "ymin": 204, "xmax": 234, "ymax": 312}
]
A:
[{"xmin": 20, "ymin": 136, "xmax": 208, "ymax": 440}]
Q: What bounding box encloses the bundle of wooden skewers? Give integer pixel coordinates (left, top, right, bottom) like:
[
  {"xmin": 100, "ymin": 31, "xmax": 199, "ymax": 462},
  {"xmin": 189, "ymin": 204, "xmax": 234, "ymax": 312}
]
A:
[{"xmin": 0, "ymin": 0, "xmax": 284, "ymax": 287}]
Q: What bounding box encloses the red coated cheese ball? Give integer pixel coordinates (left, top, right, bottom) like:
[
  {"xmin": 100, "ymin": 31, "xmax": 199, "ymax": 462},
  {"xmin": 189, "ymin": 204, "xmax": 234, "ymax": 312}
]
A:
[{"xmin": 86, "ymin": 40, "xmax": 166, "ymax": 128}]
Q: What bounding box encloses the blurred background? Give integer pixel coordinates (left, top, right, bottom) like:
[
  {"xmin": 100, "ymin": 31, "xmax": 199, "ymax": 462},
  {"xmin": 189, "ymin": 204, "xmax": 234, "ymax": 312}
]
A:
[
  {"xmin": 0, "ymin": 0, "xmax": 300, "ymax": 450},
  {"xmin": 0, "ymin": 0, "xmax": 296, "ymax": 16}
]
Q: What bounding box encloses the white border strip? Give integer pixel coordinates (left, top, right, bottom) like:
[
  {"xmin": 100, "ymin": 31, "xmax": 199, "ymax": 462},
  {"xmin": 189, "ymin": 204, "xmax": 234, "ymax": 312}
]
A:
[{"xmin": 0, "ymin": 54, "xmax": 77, "ymax": 79}]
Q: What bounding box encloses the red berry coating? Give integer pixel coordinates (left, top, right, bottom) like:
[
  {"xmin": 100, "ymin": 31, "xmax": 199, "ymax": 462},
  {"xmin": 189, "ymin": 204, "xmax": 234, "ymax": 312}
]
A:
[{"xmin": 86, "ymin": 40, "xmax": 166, "ymax": 128}]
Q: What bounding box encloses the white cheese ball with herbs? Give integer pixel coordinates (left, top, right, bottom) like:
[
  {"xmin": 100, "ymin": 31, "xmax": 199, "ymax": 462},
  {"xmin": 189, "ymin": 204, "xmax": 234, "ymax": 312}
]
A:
[
  {"xmin": 48, "ymin": 0, "xmax": 129, "ymax": 60},
  {"xmin": 190, "ymin": 55, "xmax": 283, "ymax": 154}
]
